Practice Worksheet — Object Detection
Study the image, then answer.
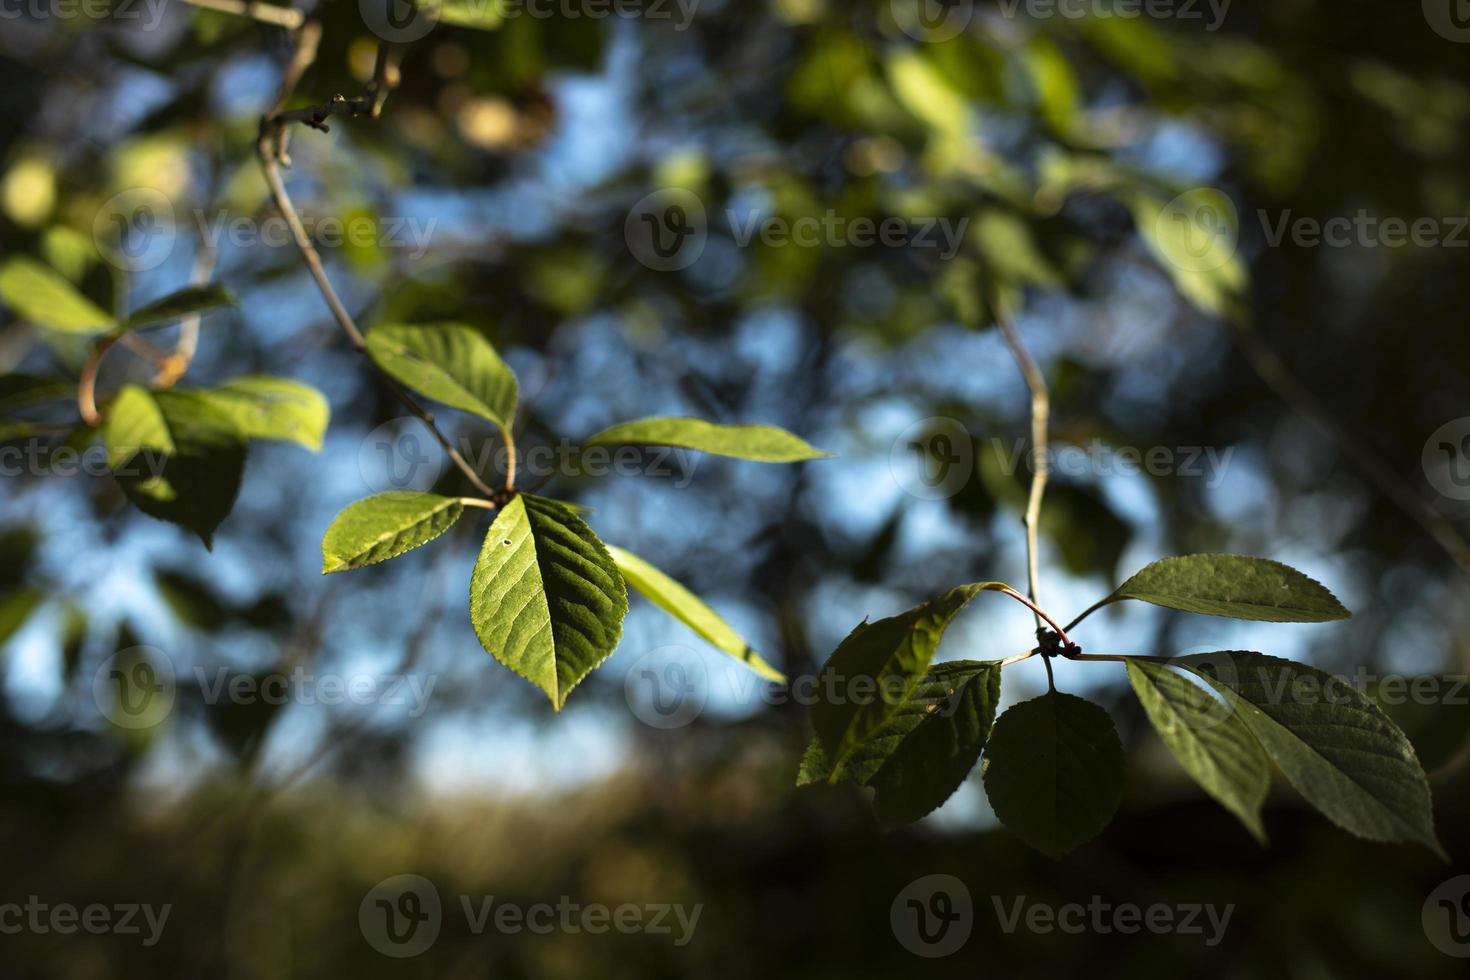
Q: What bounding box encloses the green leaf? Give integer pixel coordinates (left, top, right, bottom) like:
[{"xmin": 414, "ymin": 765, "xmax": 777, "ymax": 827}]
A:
[
  {"xmin": 470, "ymin": 494, "xmax": 628, "ymax": 710},
  {"xmin": 810, "ymin": 583, "xmax": 1003, "ymax": 779},
  {"xmin": 0, "ymin": 258, "xmax": 115, "ymax": 334},
  {"xmin": 582, "ymin": 416, "xmax": 833, "ymax": 462},
  {"xmin": 1105, "ymin": 554, "xmax": 1350, "ymax": 623},
  {"xmin": 365, "ymin": 323, "xmax": 518, "ymax": 431},
  {"xmin": 0, "ymin": 374, "xmax": 72, "ymax": 412},
  {"xmin": 800, "ymin": 660, "xmax": 1003, "ymax": 828},
  {"xmin": 0, "ymin": 421, "xmax": 38, "ymax": 441},
  {"xmin": 436, "ymin": 0, "xmax": 505, "ymax": 29},
  {"xmin": 1125, "ymin": 659, "xmax": 1269, "ymax": 843},
  {"xmin": 604, "ymin": 544, "xmax": 784, "ymax": 683},
  {"xmin": 104, "ymin": 385, "xmax": 246, "ymax": 549},
  {"xmin": 194, "ymin": 376, "xmax": 330, "ymax": 452},
  {"xmin": 322, "ymin": 492, "xmax": 466, "ymax": 573},
  {"xmin": 982, "ymin": 691, "xmax": 1125, "ymax": 859},
  {"xmin": 0, "ymin": 587, "xmax": 44, "ymax": 647},
  {"xmin": 122, "ymin": 284, "xmax": 237, "ymax": 331},
  {"xmin": 1180, "ymin": 651, "xmax": 1443, "ymax": 856},
  {"xmin": 867, "ymin": 661, "xmax": 1002, "ymax": 828}
]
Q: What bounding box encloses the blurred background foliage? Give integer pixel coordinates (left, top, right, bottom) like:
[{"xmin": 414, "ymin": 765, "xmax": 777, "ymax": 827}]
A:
[{"xmin": 3, "ymin": 0, "xmax": 1470, "ymax": 975}]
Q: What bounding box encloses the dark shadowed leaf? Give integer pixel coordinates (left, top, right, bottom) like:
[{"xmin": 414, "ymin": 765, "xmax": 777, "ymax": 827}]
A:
[
  {"xmin": 982, "ymin": 691, "xmax": 1125, "ymax": 859},
  {"xmin": 122, "ymin": 284, "xmax": 237, "ymax": 330},
  {"xmin": 1107, "ymin": 554, "xmax": 1350, "ymax": 622},
  {"xmin": 810, "ymin": 583, "xmax": 1003, "ymax": 780},
  {"xmin": 104, "ymin": 385, "xmax": 246, "ymax": 549},
  {"xmin": 1180, "ymin": 651, "xmax": 1442, "ymax": 856},
  {"xmin": 1126, "ymin": 659, "xmax": 1269, "ymax": 842}
]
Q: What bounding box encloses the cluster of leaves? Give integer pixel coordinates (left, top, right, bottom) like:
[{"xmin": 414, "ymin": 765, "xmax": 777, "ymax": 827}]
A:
[
  {"xmin": 1, "ymin": 252, "xmax": 829, "ymax": 708},
  {"xmin": 316, "ymin": 321, "xmax": 824, "ymax": 708},
  {"xmin": 799, "ymin": 554, "xmax": 1443, "ymax": 859},
  {"xmin": 0, "ymin": 257, "xmax": 329, "ymax": 548}
]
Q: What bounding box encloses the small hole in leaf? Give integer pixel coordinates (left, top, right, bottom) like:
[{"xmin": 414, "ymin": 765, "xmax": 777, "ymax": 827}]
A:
[{"xmin": 502, "ymin": 539, "xmax": 511, "ymax": 546}]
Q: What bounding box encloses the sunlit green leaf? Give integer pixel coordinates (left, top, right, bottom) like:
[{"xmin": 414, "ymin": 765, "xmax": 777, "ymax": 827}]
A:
[
  {"xmin": 195, "ymin": 376, "xmax": 329, "ymax": 452},
  {"xmin": 470, "ymin": 494, "xmax": 627, "ymax": 710},
  {"xmin": 583, "ymin": 416, "xmax": 832, "ymax": 462},
  {"xmin": 605, "ymin": 544, "xmax": 784, "ymax": 683},
  {"xmin": 0, "ymin": 257, "xmax": 114, "ymax": 334},
  {"xmin": 365, "ymin": 322, "xmax": 518, "ymax": 431},
  {"xmin": 322, "ymin": 492, "xmax": 465, "ymax": 573}
]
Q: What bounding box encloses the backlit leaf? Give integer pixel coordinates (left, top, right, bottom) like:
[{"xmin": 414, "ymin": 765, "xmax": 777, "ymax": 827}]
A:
[
  {"xmin": 605, "ymin": 544, "xmax": 784, "ymax": 683},
  {"xmin": 322, "ymin": 492, "xmax": 466, "ymax": 573},
  {"xmin": 0, "ymin": 257, "xmax": 114, "ymax": 334},
  {"xmin": 470, "ymin": 494, "xmax": 627, "ymax": 710},
  {"xmin": 583, "ymin": 416, "xmax": 832, "ymax": 463},
  {"xmin": 366, "ymin": 323, "xmax": 518, "ymax": 432}
]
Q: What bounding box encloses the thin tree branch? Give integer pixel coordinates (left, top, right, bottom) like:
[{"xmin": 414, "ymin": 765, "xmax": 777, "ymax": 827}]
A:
[
  {"xmin": 993, "ymin": 293, "xmax": 1051, "ymax": 631},
  {"xmin": 77, "ymin": 335, "xmax": 123, "ymax": 426},
  {"xmin": 78, "ymin": 333, "xmax": 169, "ymax": 425},
  {"xmin": 255, "ymin": 25, "xmax": 499, "ymax": 500}
]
